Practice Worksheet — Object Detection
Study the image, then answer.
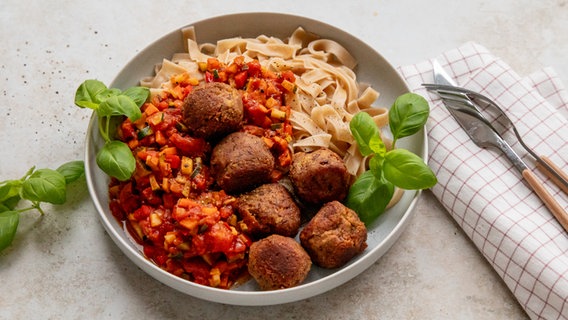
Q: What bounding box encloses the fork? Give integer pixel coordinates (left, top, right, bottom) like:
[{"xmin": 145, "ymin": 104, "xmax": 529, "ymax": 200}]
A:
[{"xmin": 423, "ymin": 83, "xmax": 568, "ymax": 195}]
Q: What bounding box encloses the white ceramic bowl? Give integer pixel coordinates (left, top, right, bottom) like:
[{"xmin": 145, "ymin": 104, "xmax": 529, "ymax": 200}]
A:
[{"xmin": 84, "ymin": 12, "xmax": 427, "ymax": 306}]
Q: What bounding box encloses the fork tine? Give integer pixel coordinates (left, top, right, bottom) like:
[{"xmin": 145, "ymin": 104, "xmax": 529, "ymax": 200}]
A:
[{"xmin": 426, "ymin": 86, "xmax": 482, "ymax": 113}]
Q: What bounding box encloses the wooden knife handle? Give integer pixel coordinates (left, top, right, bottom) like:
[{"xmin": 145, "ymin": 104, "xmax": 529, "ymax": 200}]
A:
[
  {"xmin": 522, "ymin": 169, "xmax": 568, "ymax": 233},
  {"xmin": 535, "ymin": 155, "xmax": 568, "ymax": 195}
]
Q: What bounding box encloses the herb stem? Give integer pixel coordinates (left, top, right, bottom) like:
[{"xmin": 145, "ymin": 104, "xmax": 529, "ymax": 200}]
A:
[{"xmin": 97, "ymin": 116, "xmax": 111, "ymax": 143}]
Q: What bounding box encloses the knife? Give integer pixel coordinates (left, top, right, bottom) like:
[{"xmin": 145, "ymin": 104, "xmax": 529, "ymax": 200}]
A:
[{"xmin": 431, "ymin": 61, "xmax": 568, "ymax": 232}]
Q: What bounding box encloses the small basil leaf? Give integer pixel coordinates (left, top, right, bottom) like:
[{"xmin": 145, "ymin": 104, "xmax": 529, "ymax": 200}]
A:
[
  {"xmin": 96, "ymin": 141, "xmax": 136, "ymax": 181},
  {"xmin": 56, "ymin": 161, "xmax": 85, "ymax": 184},
  {"xmin": 345, "ymin": 170, "xmax": 394, "ymax": 225},
  {"xmin": 0, "ymin": 195, "xmax": 21, "ymax": 212},
  {"xmin": 389, "ymin": 93, "xmax": 430, "ymax": 143},
  {"xmin": 122, "ymin": 87, "xmax": 150, "ymax": 107},
  {"xmin": 95, "ymin": 88, "xmax": 122, "ymax": 103},
  {"xmin": 0, "ymin": 180, "xmax": 22, "ymax": 202},
  {"xmin": 369, "ymin": 134, "xmax": 386, "ymax": 157},
  {"xmin": 74, "ymin": 79, "xmax": 108, "ymax": 109},
  {"xmin": 21, "ymin": 169, "xmax": 67, "ymax": 205},
  {"xmin": 98, "ymin": 95, "xmax": 142, "ymax": 121},
  {"xmin": 350, "ymin": 112, "xmax": 381, "ymax": 156},
  {"xmin": 0, "ymin": 210, "xmax": 19, "ymax": 252},
  {"xmin": 0, "ymin": 180, "xmax": 22, "ymax": 211},
  {"xmin": 383, "ymin": 149, "xmax": 437, "ymax": 190}
]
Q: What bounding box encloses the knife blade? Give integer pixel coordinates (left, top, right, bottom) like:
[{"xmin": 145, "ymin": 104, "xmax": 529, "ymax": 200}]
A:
[{"xmin": 432, "ymin": 61, "xmax": 568, "ymax": 232}]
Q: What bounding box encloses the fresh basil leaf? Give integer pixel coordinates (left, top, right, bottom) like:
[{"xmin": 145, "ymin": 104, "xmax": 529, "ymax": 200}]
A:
[
  {"xmin": 0, "ymin": 203, "xmax": 11, "ymax": 213},
  {"xmin": 20, "ymin": 169, "xmax": 67, "ymax": 205},
  {"xmin": 96, "ymin": 141, "xmax": 136, "ymax": 181},
  {"xmin": 122, "ymin": 87, "xmax": 150, "ymax": 107},
  {"xmin": 98, "ymin": 95, "xmax": 142, "ymax": 121},
  {"xmin": 369, "ymin": 135, "xmax": 386, "ymax": 157},
  {"xmin": 0, "ymin": 180, "xmax": 21, "ymax": 202},
  {"xmin": 389, "ymin": 93, "xmax": 429, "ymax": 143},
  {"xmin": 0, "ymin": 210, "xmax": 19, "ymax": 252},
  {"xmin": 95, "ymin": 88, "xmax": 122, "ymax": 104},
  {"xmin": 345, "ymin": 170, "xmax": 394, "ymax": 225},
  {"xmin": 383, "ymin": 149, "xmax": 437, "ymax": 190},
  {"xmin": 0, "ymin": 180, "xmax": 23, "ymax": 211},
  {"xmin": 56, "ymin": 161, "xmax": 85, "ymax": 184},
  {"xmin": 350, "ymin": 112, "xmax": 381, "ymax": 156},
  {"xmin": 74, "ymin": 79, "xmax": 108, "ymax": 109}
]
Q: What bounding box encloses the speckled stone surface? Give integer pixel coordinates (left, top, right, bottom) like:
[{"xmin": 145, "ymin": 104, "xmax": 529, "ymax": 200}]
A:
[{"xmin": 2, "ymin": 1, "xmax": 566, "ymax": 319}]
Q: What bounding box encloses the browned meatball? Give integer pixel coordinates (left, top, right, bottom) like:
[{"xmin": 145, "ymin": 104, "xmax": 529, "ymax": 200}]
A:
[
  {"xmin": 182, "ymin": 82, "xmax": 243, "ymax": 140},
  {"xmin": 236, "ymin": 183, "xmax": 301, "ymax": 238},
  {"xmin": 210, "ymin": 132, "xmax": 275, "ymax": 194},
  {"xmin": 289, "ymin": 148, "xmax": 350, "ymax": 205},
  {"xmin": 300, "ymin": 201, "xmax": 367, "ymax": 269},
  {"xmin": 248, "ymin": 234, "xmax": 311, "ymax": 290}
]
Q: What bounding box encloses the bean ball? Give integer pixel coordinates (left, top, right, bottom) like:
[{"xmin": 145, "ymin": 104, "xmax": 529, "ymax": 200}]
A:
[
  {"xmin": 210, "ymin": 132, "xmax": 275, "ymax": 194},
  {"xmin": 289, "ymin": 148, "xmax": 350, "ymax": 205},
  {"xmin": 182, "ymin": 82, "xmax": 243, "ymax": 140},
  {"xmin": 300, "ymin": 201, "xmax": 367, "ymax": 269},
  {"xmin": 248, "ymin": 234, "xmax": 312, "ymax": 290},
  {"xmin": 236, "ymin": 183, "xmax": 301, "ymax": 238}
]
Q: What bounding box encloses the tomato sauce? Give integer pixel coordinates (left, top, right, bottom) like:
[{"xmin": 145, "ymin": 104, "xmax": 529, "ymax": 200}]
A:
[{"xmin": 108, "ymin": 56, "xmax": 296, "ymax": 289}]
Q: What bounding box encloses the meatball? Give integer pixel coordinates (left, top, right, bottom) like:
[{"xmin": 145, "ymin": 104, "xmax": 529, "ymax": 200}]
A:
[
  {"xmin": 210, "ymin": 132, "xmax": 275, "ymax": 193},
  {"xmin": 289, "ymin": 148, "xmax": 350, "ymax": 205},
  {"xmin": 248, "ymin": 234, "xmax": 311, "ymax": 290},
  {"xmin": 236, "ymin": 183, "xmax": 301, "ymax": 238},
  {"xmin": 182, "ymin": 82, "xmax": 243, "ymax": 140},
  {"xmin": 300, "ymin": 201, "xmax": 367, "ymax": 269}
]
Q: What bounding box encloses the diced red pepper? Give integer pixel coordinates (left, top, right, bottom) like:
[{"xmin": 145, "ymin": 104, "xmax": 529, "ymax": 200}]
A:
[
  {"xmin": 246, "ymin": 60, "xmax": 262, "ymax": 78},
  {"xmin": 234, "ymin": 71, "xmax": 248, "ymax": 89},
  {"xmin": 169, "ymin": 133, "xmax": 209, "ymax": 157},
  {"xmin": 165, "ymin": 154, "xmax": 181, "ymax": 169}
]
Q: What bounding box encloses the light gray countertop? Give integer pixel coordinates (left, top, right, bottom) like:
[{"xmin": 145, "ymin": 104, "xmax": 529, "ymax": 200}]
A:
[{"xmin": 2, "ymin": 1, "xmax": 566, "ymax": 319}]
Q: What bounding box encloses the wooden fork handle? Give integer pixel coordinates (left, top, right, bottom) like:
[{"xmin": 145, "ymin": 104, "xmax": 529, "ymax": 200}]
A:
[
  {"xmin": 522, "ymin": 169, "xmax": 568, "ymax": 233},
  {"xmin": 535, "ymin": 155, "xmax": 568, "ymax": 195}
]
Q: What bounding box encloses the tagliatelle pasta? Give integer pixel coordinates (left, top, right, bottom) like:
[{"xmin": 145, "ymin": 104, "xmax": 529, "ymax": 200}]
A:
[{"xmin": 141, "ymin": 26, "xmax": 392, "ymax": 182}]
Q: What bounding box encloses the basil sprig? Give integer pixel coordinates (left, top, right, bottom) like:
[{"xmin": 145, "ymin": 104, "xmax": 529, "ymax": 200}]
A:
[
  {"xmin": 0, "ymin": 161, "xmax": 85, "ymax": 252},
  {"xmin": 346, "ymin": 93, "xmax": 437, "ymax": 225},
  {"xmin": 75, "ymin": 80, "xmax": 149, "ymax": 180}
]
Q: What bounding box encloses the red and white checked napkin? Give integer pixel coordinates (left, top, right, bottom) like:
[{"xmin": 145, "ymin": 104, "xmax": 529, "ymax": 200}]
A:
[{"xmin": 397, "ymin": 42, "xmax": 568, "ymax": 320}]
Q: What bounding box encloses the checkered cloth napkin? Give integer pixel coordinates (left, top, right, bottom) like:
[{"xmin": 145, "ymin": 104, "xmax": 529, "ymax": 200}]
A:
[{"xmin": 397, "ymin": 42, "xmax": 568, "ymax": 320}]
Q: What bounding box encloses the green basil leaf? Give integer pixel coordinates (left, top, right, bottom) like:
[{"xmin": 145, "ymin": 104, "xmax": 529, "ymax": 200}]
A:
[
  {"xmin": 0, "ymin": 180, "xmax": 22, "ymax": 211},
  {"xmin": 0, "ymin": 210, "xmax": 19, "ymax": 252},
  {"xmin": 95, "ymin": 88, "xmax": 122, "ymax": 104},
  {"xmin": 350, "ymin": 112, "xmax": 382, "ymax": 156},
  {"xmin": 383, "ymin": 149, "xmax": 437, "ymax": 190},
  {"xmin": 122, "ymin": 87, "xmax": 150, "ymax": 107},
  {"xmin": 96, "ymin": 141, "xmax": 136, "ymax": 181},
  {"xmin": 0, "ymin": 180, "xmax": 22, "ymax": 202},
  {"xmin": 98, "ymin": 95, "xmax": 142, "ymax": 121},
  {"xmin": 369, "ymin": 135, "xmax": 386, "ymax": 157},
  {"xmin": 0, "ymin": 203, "xmax": 11, "ymax": 213},
  {"xmin": 74, "ymin": 79, "xmax": 108, "ymax": 109},
  {"xmin": 56, "ymin": 161, "xmax": 85, "ymax": 184},
  {"xmin": 21, "ymin": 169, "xmax": 67, "ymax": 205},
  {"xmin": 389, "ymin": 93, "xmax": 430, "ymax": 143},
  {"xmin": 345, "ymin": 170, "xmax": 394, "ymax": 225}
]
